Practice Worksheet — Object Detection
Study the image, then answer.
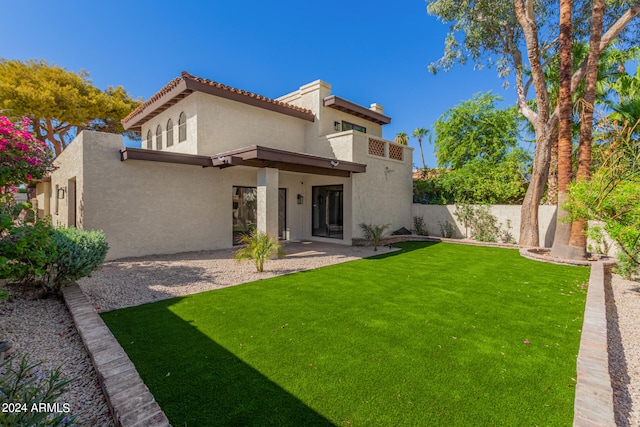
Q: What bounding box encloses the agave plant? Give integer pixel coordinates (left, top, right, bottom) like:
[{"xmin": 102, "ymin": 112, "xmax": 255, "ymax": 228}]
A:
[
  {"xmin": 234, "ymin": 229, "xmax": 285, "ymax": 272},
  {"xmin": 359, "ymin": 223, "xmax": 390, "ymax": 251}
]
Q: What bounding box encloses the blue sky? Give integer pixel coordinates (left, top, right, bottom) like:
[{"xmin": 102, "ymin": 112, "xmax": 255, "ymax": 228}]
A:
[{"xmin": 1, "ymin": 0, "xmax": 516, "ymax": 168}]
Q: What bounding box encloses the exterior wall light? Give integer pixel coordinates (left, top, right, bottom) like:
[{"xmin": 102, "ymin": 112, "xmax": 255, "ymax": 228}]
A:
[
  {"xmin": 297, "ymin": 194, "xmax": 304, "ymax": 204},
  {"xmin": 330, "ymin": 160, "xmax": 339, "ymax": 168},
  {"xmin": 334, "ymin": 121, "xmax": 341, "ymax": 131},
  {"xmin": 57, "ymin": 187, "xmax": 66, "ymax": 199}
]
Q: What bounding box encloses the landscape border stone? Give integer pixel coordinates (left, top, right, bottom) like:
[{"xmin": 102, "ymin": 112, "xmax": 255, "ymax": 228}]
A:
[{"xmin": 62, "ymin": 284, "xmax": 171, "ymax": 427}]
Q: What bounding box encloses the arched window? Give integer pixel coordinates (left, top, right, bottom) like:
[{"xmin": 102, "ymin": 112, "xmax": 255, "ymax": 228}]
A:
[
  {"xmin": 146, "ymin": 130, "xmax": 152, "ymax": 149},
  {"xmin": 166, "ymin": 119, "xmax": 174, "ymax": 147},
  {"xmin": 156, "ymin": 125, "xmax": 162, "ymax": 150},
  {"xmin": 178, "ymin": 112, "xmax": 187, "ymax": 142}
]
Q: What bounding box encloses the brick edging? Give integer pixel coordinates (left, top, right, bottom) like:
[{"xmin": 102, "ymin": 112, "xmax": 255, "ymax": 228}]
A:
[
  {"xmin": 62, "ymin": 284, "xmax": 171, "ymax": 427},
  {"xmin": 573, "ymin": 263, "xmax": 615, "ymax": 426}
]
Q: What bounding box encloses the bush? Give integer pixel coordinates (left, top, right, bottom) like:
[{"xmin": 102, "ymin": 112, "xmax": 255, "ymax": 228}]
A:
[
  {"xmin": 413, "ymin": 216, "xmax": 428, "ymax": 236},
  {"xmin": 0, "ymin": 355, "xmax": 77, "ymax": 426},
  {"xmin": 454, "ymin": 204, "xmax": 500, "ymax": 242},
  {"xmin": 1, "ymin": 213, "xmax": 108, "ymax": 293},
  {"xmin": 439, "ymin": 221, "xmax": 456, "ymax": 238},
  {"xmin": 615, "ymin": 251, "xmax": 640, "ymax": 280},
  {"xmin": 49, "ymin": 227, "xmax": 108, "ymax": 290},
  {"xmin": 0, "ymin": 208, "xmax": 57, "ymax": 286}
]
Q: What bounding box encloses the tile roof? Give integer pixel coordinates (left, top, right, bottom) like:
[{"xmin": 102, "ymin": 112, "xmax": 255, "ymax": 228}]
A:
[{"xmin": 122, "ymin": 72, "xmax": 315, "ymax": 131}]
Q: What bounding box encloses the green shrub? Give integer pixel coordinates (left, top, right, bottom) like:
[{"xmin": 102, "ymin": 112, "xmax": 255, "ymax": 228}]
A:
[
  {"xmin": 615, "ymin": 250, "xmax": 640, "ymax": 280},
  {"xmin": 1, "ymin": 213, "xmax": 108, "ymax": 293},
  {"xmin": 0, "ymin": 355, "xmax": 77, "ymax": 426},
  {"xmin": 413, "ymin": 216, "xmax": 428, "ymax": 236},
  {"xmin": 439, "ymin": 221, "xmax": 456, "ymax": 238},
  {"xmin": 234, "ymin": 230, "xmax": 285, "ymax": 272},
  {"xmin": 360, "ymin": 223, "xmax": 390, "ymax": 251},
  {"xmin": 454, "ymin": 204, "xmax": 500, "ymax": 242},
  {"xmin": 0, "ymin": 212, "xmax": 57, "ymax": 286},
  {"xmin": 49, "ymin": 228, "xmax": 108, "ymax": 290}
]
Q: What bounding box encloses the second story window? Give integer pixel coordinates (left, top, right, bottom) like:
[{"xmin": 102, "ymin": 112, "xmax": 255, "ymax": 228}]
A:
[
  {"xmin": 342, "ymin": 121, "xmax": 366, "ymax": 133},
  {"xmin": 146, "ymin": 130, "xmax": 152, "ymax": 149},
  {"xmin": 167, "ymin": 119, "xmax": 174, "ymax": 147},
  {"xmin": 156, "ymin": 125, "xmax": 162, "ymax": 150},
  {"xmin": 178, "ymin": 112, "xmax": 187, "ymax": 142}
]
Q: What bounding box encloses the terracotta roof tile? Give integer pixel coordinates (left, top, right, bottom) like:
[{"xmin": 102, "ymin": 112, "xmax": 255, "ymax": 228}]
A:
[{"xmin": 122, "ymin": 72, "xmax": 314, "ymax": 129}]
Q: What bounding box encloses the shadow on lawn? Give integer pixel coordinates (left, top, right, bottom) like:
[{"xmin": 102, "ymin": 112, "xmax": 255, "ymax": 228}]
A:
[
  {"xmin": 367, "ymin": 240, "xmax": 441, "ymax": 260},
  {"xmin": 103, "ymin": 302, "xmax": 335, "ymax": 427}
]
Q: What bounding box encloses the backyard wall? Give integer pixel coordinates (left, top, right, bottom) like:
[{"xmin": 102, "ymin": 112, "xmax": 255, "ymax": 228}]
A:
[{"xmin": 411, "ymin": 204, "xmax": 558, "ymax": 248}]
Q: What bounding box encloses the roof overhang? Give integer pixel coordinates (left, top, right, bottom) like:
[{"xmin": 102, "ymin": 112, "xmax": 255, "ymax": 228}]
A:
[
  {"xmin": 122, "ymin": 72, "xmax": 315, "ymax": 132},
  {"xmin": 120, "ymin": 146, "xmax": 366, "ymax": 178},
  {"xmin": 323, "ymin": 95, "xmax": 391, "ymax": 125}
]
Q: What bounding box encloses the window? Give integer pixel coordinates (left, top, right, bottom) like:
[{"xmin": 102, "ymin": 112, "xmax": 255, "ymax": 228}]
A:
[
  {"xmin": 342, "ymin": 121, "xmax": 366, "ymax": 133},
  {"xmin": 166, "ymin": 119, "xmax": 174, "ymax": 147},
  {"xmin": 146, "ymin": 130, "xmax": 152, "ymax": 149},
  {"xmin": 178, "ymin": 112, "xmax": 187, "ymax": 142},
  {"xmin": 156, "ymin": 125, "xmax": 162, "ymax": 150}
]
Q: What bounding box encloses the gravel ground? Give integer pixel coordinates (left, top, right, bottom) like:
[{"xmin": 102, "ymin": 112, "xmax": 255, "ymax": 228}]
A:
[
  {"xmin": 1, "ymin": 242, "xmax": 639, "ymax": 425},
  {"xmin": 607, "ymin": 273, "xmax": 640, "ymax": 427},
  {"xmin": 0, "ymin": 285, "xmax": 114, "ymax": 426}
]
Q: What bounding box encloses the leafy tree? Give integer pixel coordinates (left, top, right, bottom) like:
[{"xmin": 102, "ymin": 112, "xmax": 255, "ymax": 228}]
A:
[
  {"xmin": 433, "ymin": 92, "xmax": 522, "ymax": 169},
  {"xmin": 0, "ymin": 59, "xmax": 141, "ymax": 156},
  {"xmin": 419, "ymin": 92, "xmax": 531, "ymax": 204},
  {"xmin": 412, "ymin": 127, "xmax": 430, "ymax": 169},
  {"xmin": 426, "ymin": 0, "xmax": 640, "ymax": 249}
]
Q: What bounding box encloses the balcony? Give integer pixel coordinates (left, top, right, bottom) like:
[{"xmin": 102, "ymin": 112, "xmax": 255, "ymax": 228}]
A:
[{"xmin": 321, "ymin": 130, "xmax": 410, "ymax": 165}]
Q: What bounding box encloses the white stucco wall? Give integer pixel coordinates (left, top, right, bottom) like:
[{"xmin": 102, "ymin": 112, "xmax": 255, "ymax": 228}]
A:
[
  {"xmin": 141, "ymin": 97, "xmax": 198, "ymax": 154},
  {"xmin": 350, "ymin": 132, "xmax": 414, "ymax": 238},
  {"xmin": 410, "ymin": 204, "xmax": 558, "ymax": 247}
]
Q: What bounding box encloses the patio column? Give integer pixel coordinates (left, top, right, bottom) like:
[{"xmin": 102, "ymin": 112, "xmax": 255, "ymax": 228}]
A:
[{"xmin": 256, "ymin": 167, "xmax": 279, "ymax": 238}]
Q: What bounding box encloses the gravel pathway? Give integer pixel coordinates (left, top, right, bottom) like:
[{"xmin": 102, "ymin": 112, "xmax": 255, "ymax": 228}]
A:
[
  {"xmin": 608, "ymin": 273, "xmax": 640, "ymax": 427},
  {"xmin": 1, "ymin": 242, "xmax": 639, "ymax": 425}
]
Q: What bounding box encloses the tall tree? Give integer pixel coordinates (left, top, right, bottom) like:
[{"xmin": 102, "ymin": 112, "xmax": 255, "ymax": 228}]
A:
[
  {"xmin": 550, "ymin": 0, "xmax": 576, "ymax": 258},
  {"xmin": 427, "ymin": 0, "xmax": 640, "ymax": 247},
  {"xmin": 0, "ymin": 59, "xmax": 141, "ymax": 156},
  {"xmin": 567, "ymin": 0, "xmax": 606, "ymax": 258},
  {"xmin": 412, "ymin": 127, "xmax": 430, "ymax": 169}
]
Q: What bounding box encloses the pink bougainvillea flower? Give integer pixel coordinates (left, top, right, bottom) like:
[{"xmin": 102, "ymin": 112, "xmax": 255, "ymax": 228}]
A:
[{"xmin": 524, "ymin": 340, "xmax": 531, "ymax": 345}]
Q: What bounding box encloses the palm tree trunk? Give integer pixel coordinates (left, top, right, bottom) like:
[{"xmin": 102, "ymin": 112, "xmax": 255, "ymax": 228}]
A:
[
  {"xmin": 550, "ymin": 0, "xmax": 576, "ymax": 258},
  {"xmin": 418, "ymin": 137, "xmax": 426, "ymax": 170},
  {"xmin": 569, "ymin": 0, "xmax": 605, "ymax": 257}
]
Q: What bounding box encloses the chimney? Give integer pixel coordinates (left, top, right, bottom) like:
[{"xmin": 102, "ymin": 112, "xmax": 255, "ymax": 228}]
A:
[{"xmin": 369, "ymin": 103, "xmax": 384, "ymax": 114}]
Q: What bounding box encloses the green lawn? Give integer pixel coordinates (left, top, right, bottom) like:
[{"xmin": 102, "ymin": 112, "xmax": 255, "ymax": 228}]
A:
[{"xmin": 101, "ymin": 242, "xmax": 590, "ymax": 426}]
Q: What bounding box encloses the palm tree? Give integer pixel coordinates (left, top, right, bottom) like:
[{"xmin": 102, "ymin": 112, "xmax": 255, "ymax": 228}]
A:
[
  {"xmin": 394, "ymin": 132, "xmax": 408, "ymax": 145},
  {"xmin": 412, "ymin": 128, "xmax": 429, "ymax": 170},
  {"xmin": 568, "ymin": 0, "xmax": 605, "ymax": 259},
  {"xmin": 550, "ymin": 0, "xmax": 574, "ymax": 259}
]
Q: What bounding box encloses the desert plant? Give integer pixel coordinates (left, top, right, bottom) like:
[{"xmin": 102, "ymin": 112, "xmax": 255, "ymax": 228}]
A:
[
  {"xmin": 454, "ymin": 204, "xmax": 475, "ymax": 238},
  {"xmin": 454, "ymin": 204, "xmax": 500, "ymax": 242},
  {"xmin": 0, "ymin": 355, "xmax": 77, "ymax": 426},
  {"xmin": 615, "ymin": 251, "xmax": 640, "ymax": 281},
  {"xmin": 359, "ymin": 223, "xmax": 390, "ymax": 251},
  {"xmin": 439, "ymin": 221, "xmax": 456, "ymax": 238},
  {"xmin": 586, "ymin": 224, "xmax": 613, "ymax": 255},
  {"xmin": 234, "ymin": 229, "xmax": 285, "ymax": 272},
  {"xmin": 413, "ymin": 216, "xmax": 428, "ymax": 236},
  {"xmin": 499, "ymin": 219, "xmax": 516, "ymax": 244},
  {"xmin": 48, "ymin": 227, "xmax": 108, "ymax": 291}
]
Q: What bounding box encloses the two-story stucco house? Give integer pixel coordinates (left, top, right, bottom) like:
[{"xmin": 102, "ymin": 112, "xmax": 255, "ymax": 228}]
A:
[{"xmin": 34, "ymin": 72, "xmax": 413, "ymax": 260}]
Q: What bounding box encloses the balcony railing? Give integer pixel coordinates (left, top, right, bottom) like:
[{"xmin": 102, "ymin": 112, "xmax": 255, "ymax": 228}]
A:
[{"xmin": 368, "ymin": 137, "xmax": 404, "ymax": 162}]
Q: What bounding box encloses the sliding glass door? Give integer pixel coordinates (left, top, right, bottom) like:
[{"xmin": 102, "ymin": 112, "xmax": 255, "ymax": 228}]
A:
[{"xmin": 312, "ymin": 185, "xmax": 343, "ymax": 239}]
